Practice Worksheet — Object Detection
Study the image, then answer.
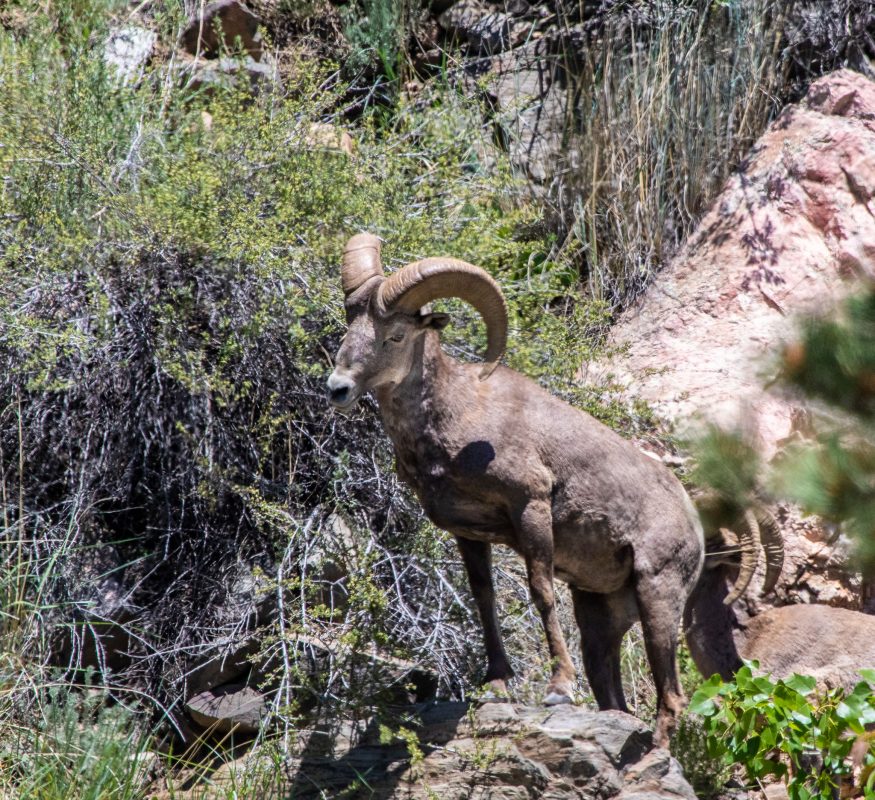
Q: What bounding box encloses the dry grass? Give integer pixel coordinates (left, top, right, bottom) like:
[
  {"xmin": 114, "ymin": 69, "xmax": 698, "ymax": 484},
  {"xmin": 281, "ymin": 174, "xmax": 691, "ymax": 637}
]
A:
[{"xmin": 552, "ymin": 0, "xmax": 789, "ymax": 309}]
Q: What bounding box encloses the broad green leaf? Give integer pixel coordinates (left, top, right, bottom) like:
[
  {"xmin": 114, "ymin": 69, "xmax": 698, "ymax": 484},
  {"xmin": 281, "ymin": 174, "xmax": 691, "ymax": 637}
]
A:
[
  {"xmin": 784, "ymin": 674, "xmax": 817, "ymax": 695},
  {"xmin": 688, "ymin": 694, "xmax": 717, "ymax": 717},
  {"xmin": 694, "ymin": 674, "xmax": 726, "ymax": 698},
  {"xmin": 789, "ymin": 708, "xmax": 813, "ymax": 726}
]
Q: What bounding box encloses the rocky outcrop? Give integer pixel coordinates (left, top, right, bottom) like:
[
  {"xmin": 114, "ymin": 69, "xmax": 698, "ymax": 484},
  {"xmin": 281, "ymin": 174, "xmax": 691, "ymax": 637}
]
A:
[
  {"xmin": 587, "ymin": 69, "xmax": 875, "ymax": 609},
  {"xmin": 588, "ymin": 69, "xmax": 875, "ymax": 455},
  {"xmin": 152, "ymin": 702, "xmax": 696, "ymax": 800}
]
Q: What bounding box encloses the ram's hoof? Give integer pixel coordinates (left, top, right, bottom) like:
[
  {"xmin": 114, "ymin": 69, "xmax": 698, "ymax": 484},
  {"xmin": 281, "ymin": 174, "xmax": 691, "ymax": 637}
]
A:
[
  {"xmin": 478, "ymin": 689, "xmax": 511, "ymax": 704},
  {"xmin": 543, "ymin": 691, "xmax": 573, "ymax": 706},
  {"xmin": 477, "ymin": 679, "xmax": 511, "ymax": 703}
]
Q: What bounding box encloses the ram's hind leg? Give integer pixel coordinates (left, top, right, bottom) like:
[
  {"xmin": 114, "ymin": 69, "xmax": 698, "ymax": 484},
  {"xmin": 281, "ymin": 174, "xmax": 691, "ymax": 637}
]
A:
[
  {"xmin": 635, "ymin": 570, "xmax": 688, "ymax": 747},
  {"xmin": 571, "ymin": 588, "xmax": 635, "ymax": 712}
]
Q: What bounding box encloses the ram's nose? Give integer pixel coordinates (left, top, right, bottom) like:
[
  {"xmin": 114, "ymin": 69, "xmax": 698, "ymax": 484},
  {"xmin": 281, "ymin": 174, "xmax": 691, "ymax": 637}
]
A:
[
  {"xmin": 327, "ymin": 373, "xmax": 358, "ymax": 410},
  {"xmin": 329, "ymin": 384, "xmax": 351, "ymax": 406}
]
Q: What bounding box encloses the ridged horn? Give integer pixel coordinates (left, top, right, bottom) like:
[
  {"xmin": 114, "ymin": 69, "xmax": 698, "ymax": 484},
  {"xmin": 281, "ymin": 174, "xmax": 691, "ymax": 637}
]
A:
[
  {"xmin": 376, "ymin": 257, "xmax": 508, "ymax": 379},
  {"xmin": 756, "ymin": 507, "xmax": 784, "ymax": 595},
  {"xmin": 342, "ymin": 234, "xmax": 384, "ymax": 297},
  {"xmin": 723, "ymin": 508, "xmax": 761, "ymax": 605}
]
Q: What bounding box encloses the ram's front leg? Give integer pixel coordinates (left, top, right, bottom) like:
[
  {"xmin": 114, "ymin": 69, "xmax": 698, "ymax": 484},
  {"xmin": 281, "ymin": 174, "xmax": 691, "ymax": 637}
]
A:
[
  {"xmin": 515, "ymin": 500, "xmax": 576, "ymax": 704},
  {"xmin": 456, "ymin": 537, "xmax": 515, "ymax": 698}
]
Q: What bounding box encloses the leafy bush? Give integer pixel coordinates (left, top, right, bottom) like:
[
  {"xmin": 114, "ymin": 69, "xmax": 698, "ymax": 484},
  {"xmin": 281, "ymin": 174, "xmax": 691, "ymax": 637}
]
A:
[{"xmin": 690, "ymin": 664, "xmax": 875, "ymax": 800}]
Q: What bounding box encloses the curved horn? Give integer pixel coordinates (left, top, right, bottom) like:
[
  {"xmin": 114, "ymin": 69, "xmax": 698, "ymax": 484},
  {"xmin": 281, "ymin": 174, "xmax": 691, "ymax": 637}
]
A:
[
  {"xmin": 755, "ymin": 507, "xmax": 784, "ymax": 595},
  {"xmin": 723, "ymin": 508, "xmax": 761, "ymax": 605},
  {"xmin": 376, "ymin": 258, "xmax": 508, "ymax": 379},
  {"xmin": 342, "ymin": 234, "xmax": 384, "ymax": 297}
]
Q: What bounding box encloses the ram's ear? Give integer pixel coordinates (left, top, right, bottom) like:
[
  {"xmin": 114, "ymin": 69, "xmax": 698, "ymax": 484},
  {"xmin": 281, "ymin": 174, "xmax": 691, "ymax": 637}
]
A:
[{"xmin": 416, "ymin": 312, "xmax": 450, "ymax": 330}]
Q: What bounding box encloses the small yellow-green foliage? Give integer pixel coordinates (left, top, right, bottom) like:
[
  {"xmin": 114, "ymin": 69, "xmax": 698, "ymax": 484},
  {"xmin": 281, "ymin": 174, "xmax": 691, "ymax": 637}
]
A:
[{"xmin": 379, "ymin": 722, "xmax": 424, "ymax": 766}]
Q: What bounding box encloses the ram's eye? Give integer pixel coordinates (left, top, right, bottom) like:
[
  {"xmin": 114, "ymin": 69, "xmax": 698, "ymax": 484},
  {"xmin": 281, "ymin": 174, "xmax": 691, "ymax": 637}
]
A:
[{"xmin": 387, "ymin": 332, "xmax": 405, "ymax": 343}]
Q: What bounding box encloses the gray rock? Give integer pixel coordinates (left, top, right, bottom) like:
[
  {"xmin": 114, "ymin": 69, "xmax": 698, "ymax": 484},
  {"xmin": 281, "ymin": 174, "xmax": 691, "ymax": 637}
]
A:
[
  {"xmin": 623, "ymin": 749, "xmax": 697, "ymax": 799},
  {"xmin": 179, "ymin": 55, "xmax": 276, "ymax": 96},
  {"xmin": 104, "ymin": 26, "xmax": 156, "ymax": 83},
  {"xmin": 182, "ymin": 0, "xmax": 262, "ymax": 60},
  {"xmin": 269, "ymin": 702, "xmax": 695, "ymax": 799},
  {"xmin": 186, "ymin": 684, "xmax": 268, "ymax": 735},
  {"xmin": 483, "ymin": 40, "xmax": 575, "ymax": 185},
  {"xmin": 439, "ymin": 0, "xmax": 531, "ymax": 54},
  {"xmin": 186, "ymin": 636, "xmax": 261, "ymax": 697},
  {"xmin": 474, "ymin": 701, "xmax": 521, "ymax": 733}
]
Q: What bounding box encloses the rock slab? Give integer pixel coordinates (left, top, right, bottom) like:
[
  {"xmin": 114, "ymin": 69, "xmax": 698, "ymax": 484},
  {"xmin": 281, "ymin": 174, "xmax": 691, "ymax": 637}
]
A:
[
  {"xmin": 279, "ymin": 702, "xmax": 695, "ymax": 799},
  {"xmin": 186, "ymin": 684, "xmax": 267, "ymax": 735}
]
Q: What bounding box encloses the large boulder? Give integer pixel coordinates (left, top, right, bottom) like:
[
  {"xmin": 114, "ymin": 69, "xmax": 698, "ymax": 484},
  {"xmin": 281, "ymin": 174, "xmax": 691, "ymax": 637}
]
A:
[
  {"xmin": 587, "ymin": 69, "xmax": 875, "ymax": 457},
  {"xmin": 586, "ymin": 69, "xmax": 875, "ymax": 609},
  {"xmin": 150, "ymin": 702, "xmax": 697, "ymax": 799}
]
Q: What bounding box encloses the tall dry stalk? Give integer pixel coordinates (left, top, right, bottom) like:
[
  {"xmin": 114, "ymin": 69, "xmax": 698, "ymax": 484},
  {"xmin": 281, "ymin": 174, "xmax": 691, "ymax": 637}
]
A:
[{"xmin": 555, "ymin": 0, "xmax": 789, "ymax": 310}]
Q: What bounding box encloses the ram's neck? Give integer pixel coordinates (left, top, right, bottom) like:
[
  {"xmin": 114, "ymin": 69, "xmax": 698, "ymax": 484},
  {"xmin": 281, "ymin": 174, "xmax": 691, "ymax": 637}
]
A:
[
  {"xmin": 683, "ymin": 568, "xmax": 745, "ymax": 681},
  {"xmin": 375, "ymin": 331, "xmax": 460, "ymax": 454}
]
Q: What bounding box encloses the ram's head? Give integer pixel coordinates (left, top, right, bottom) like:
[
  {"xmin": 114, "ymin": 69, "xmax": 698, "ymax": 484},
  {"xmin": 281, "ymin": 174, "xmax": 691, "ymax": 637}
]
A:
[{"xmin": 327, "ymin": 234, "xmax": 508, "ymax": 411}]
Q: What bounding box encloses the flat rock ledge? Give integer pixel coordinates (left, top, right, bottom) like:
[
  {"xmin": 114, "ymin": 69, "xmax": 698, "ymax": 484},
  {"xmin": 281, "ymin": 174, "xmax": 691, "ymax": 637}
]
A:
[
  {"xmin": 242, "ymin": 702, "xmax": 693, "ymax": 799},
  {"xmin": 389, "ymin": 702, "xmax": 696, "ymax": 800}
]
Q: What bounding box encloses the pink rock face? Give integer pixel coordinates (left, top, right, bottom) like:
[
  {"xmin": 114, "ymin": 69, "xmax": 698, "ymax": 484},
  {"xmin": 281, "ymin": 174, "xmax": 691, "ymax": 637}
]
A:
[{"xmin": 588, "ymin": 69, "xmax": 875, "ymax": 460}]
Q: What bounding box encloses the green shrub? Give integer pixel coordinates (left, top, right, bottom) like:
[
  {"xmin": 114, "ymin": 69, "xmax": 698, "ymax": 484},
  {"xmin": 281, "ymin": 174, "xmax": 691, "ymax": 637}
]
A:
[
  {"xmin": 670, "ymin": 712, "xmax": 730, "ymax": 800},
  {"xmin": 342, "ymin": 0, "xmax": 421, "ymax": 76},
  {"xmin": 690, "ymin": 665, "xmax": 875, "ymax": 800},
  {"xmin": 0, "ymin": 679, "xmax": 153, "ymax": 800}
]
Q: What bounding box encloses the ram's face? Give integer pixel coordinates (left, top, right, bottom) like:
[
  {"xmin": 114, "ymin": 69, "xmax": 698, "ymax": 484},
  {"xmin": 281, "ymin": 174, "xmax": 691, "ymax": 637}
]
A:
[
  {"xmin": 327, "ymin": 231, "xmax": 506, "ymax": 411},
  {"xmin": 326, "ymin": 292, "xmax": 442, "ymax": 412}
]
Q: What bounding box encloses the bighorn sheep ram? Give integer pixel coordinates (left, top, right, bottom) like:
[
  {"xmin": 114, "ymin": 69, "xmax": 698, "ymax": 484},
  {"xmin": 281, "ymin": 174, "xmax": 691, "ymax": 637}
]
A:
[
  {"xmin": 326, "ymin": 234, "xmax": 727, "ymax": 743},
  {"xmin": 686, "ymin": 510, "xmax": 875, "ymax": 691}
]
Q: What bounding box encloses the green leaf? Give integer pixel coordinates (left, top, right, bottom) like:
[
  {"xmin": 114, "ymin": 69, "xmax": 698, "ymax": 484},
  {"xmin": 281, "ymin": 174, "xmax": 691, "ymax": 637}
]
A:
[
  {"xmin": 689, "ymin": 695, "xmax": 717, "ymax": 717},
  {"xmin": 784, "ymin": 674, "xmax": 817, "ymax": 695},
  {"xmin": 695, "ymin": 674, "xmax": 726, "ymax": 698},
  {"xmin": 789, "ymin": 708, "xmax": 813, "ymax": 726},
  {"xmin": 760, "ymin": 726, "xmax": 777, "ymax": 749},
  {"xmin": 690, "ymin": 675, "xmax": 724, "ymax": 716}
]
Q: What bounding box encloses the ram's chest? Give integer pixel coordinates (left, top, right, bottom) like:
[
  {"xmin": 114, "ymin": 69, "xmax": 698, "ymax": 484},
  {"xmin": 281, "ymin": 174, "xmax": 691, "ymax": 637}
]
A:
[{"xmin": 393, "ymin": 438, "xmax": 514, "ymax": 543}]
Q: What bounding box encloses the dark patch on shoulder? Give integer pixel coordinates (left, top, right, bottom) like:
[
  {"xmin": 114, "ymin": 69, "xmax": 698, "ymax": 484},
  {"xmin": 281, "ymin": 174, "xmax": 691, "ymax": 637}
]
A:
[{"xmin": 453, "ymin": 440, "xmax": 496, "ymax": 475}]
